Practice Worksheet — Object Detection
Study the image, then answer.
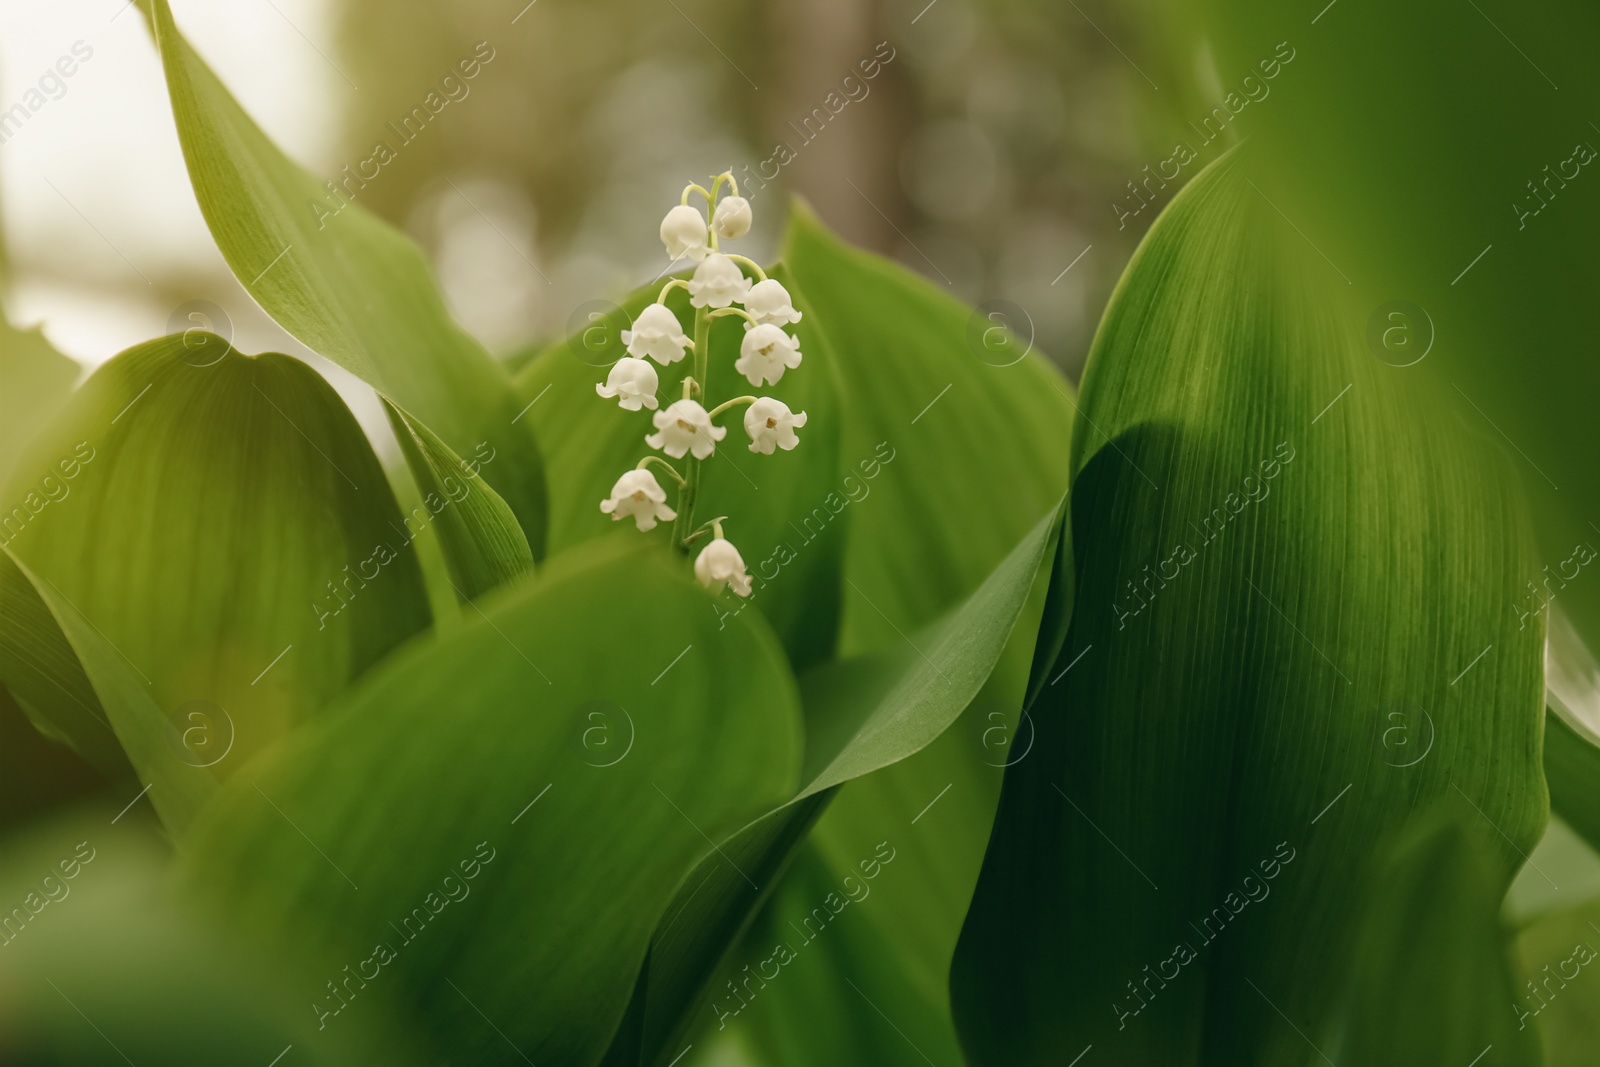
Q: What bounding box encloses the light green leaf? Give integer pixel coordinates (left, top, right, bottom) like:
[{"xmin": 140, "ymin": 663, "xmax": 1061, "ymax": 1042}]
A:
[
  {"xmin": 180, "ymin": 542, "xmax": 803, "ymax": 1066},
  {"xmin": 611, "ymin": 504, "xmax": 1061, "ymax": 1064},
  {"xmin": 1339, "ymin": 812, "xmax": 1539, "ymax": 1065},
  {"xmin": 0, "ymin": 812, "xmax": 420, "ymax": 1064},
  {"xmin": 952, "ymin": 149, "xmax": 1547, "ymax": 1065},
  {"xmin": 382, "ymin": 398, "xmax": 533, "ymax": 601},
  {"xmin": 1515, "ymin": 893, "xmax": 1600, "ymax": 1063},
  {"xmin": 0, "ymin": 316, "xmax": 78, "ymax": 484},
  {"xmin": 145, "ymin": 0, "xmax": 547, "ymax": 552},
  {"xmin": 0, "ymin": 333, "xmax": 433, "ymax": 794},
  {"xmin": 2, "ymin": 547, "xmax": 216, "ymax": 835}
]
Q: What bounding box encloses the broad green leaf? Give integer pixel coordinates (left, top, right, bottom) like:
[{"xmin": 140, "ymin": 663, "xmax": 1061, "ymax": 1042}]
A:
[
  {"xmin": 3, "ymin": 547, "xmax": 216, "ymax": 835},
  {"xmin": 145, "ymin": 0, "xmax": 547, "ymax": 552},
  {"xmin": 516, "ymin": 265, "xmax": 847, "ymax": 672},
  {"xmin": 1339, "ymin": 812, "xmax": 1539, "ymax": 1065},
  {"xmin": 0, "ymin": 333, "xmax": 433, "ymax": 793},
  {"xmin": 0, "ymin": 812, "xmax": 419, "ymax": 1064},
  {"xmin": 382, "ymin": 398, "xmax": 533, "ymax": 601},
  {"xmin": 180, "ymin": 542, "xmax": 803, "ymax": 1066},
  {"xmin": 952, "ymin": 150, "xmax": 1547, "ymax": 1065},
  {"xmin": 0, "ymin": 316, "xmax": 78, "ymax": 483},
  {"xmin": 699, "ymin": 840, "xmax": 965, "ymax": 1067},
  {"xmin": 0, "ymin": 549, "xmax": 117, "ymax": 775},
  {"xmin": 781, "ymin": 199, "xmax": 1074, "ymax": 656},
  {"xmin": 1188, "ymin": 0, "xmax": 1600, "ymax": 666},
  {"xmin": 610, "ymin": 505, "xmax": 1061, "ymax": 1064},
  {"xmin": 1514, "ymin": 893, "xmax": 1600, "ymax": 1063}
]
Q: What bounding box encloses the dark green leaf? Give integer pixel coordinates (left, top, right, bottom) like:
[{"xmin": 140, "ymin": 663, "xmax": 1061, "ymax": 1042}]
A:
[
  {"xmin": 1340, "ymin": 811, "xmax": 1539, "ymax": 1065},
  {"xmin": 952, "ymin": 149, "xmax": 1548, "ymax": 1065}
]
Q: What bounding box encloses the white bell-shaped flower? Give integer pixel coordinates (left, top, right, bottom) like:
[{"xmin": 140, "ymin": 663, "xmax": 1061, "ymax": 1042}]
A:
[
  {"xmin": 621, "ymin": 303, "xmax": 691, "ymax": 365},
  {"xmin": 599, "ymin": 469, "xmax": 677, "ymax": 532},
  {"xmin": 744, "ymin": 397, "xmax": 808, "ymax": 455},
  {"xmin": 712, "ymin": 196, "xmax": 752, "ymax": 239},
  {"xmin": 660, "ymin": 204, "xmax": 710, "ymax": 262},
  {"xmin": 695, "ymin": 537, "xmax": 754, "ymax": 597},
  {"xmin": 646, "ymin": 399, "xmax": 727, "ymax": 460},
  {"xmin": 734, "ymin": 323, "xmax": 803, "ymax": 387},
  {"xmin": 743, "ymin": 278, "xmax": 803, "ymax": 327},
  {"xmin": 688, "ymin": 253, "xmax": 751, "ymax": 309},
  {"xmin": 595, "ymin": 357, "xmax": 660, "ymax": 411}
]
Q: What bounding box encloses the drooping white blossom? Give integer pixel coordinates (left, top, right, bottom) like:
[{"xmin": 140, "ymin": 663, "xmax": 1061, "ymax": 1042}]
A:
[
  {"xmin": 743, "ymin": 278, "xmax": 803, "ymax": 327},
  {"xmin": 660, "ymin": 204, "xmax": 710, "ymax": 262},
  {"xmin": 688, "ymin": 253, "xmax": 751, "ymax": 309},
  {"xmin": 599, "ymin": 469, "xmax": 677, "ymax": 531},
  {"xmin": 647, "ymin": 399, "xmax": 727, "ymax": 460},
  {"xmin": 744, "ymin": 397, "xmax": 808, "ymax": 455},
  {"xmin": 694, "ymin": 537, "xmax": 753, "ymax": 597},
  {"xmin": 595, "ymin": 357, "xmax": 660, "ymax": 411},
  {"xmin": 712, "ymin": 196, "xmax": 752, "ymax": 239},
  {"xmin": 734, "ymin": 323, "xmax": 803, "ymax": 387},
  {"xmin": 621, "ymin": 303, "xmax": 691, "ymax": 365}
]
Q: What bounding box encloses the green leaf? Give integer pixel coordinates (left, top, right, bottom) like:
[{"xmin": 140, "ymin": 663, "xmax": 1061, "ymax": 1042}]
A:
[
  {"xmin": 952, "ymin": 150, "xmax": 1548, "ymax": 1065},
  {"xmin": 781, "ymin": 199, "xmax": 1075, "ymax": 656},
  {"xmin": 2, "ymin": 547, "xmax": 216, "ymax": 835},
  {"xmin": 1339, "ymin": 811, "xmax": 1539, "ymax": 1065},
  {"xmin": 180, "ymin": 542, "xmax": 803, "ymax": 1066},
  {"xmin": 0, "ymin": 813, "xmax": 420, "ymax": 1064},
  {"xmin": 1191, "ymin": 0, "xmax": 1600, "ymax": 670},
  {"xmin": 0, "ymin": 334, "xmax": 433, "ymax": 796},
  {"xmin": 0, "ymin": 316, "xmax": 78, "ymax": 484},
  {"xmin": 382, "ymin": 399, "xmax": 533, "ymax": 601},
  {"xmin": 611, "ymin": 505, "xmax": 1061, "ymax": 1064},
  {"xmin": 1514, "ymin": 893, "xmax": 1600, "ymax": 1064},
  {"xmin": 145, "ymin": 0, "xmax": 547, "ymax": 553}
]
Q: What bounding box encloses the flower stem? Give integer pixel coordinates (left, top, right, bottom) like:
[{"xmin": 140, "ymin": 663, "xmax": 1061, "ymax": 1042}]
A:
[
  {"xmin": 673, "ymin": 304, "xmax": 712, "ymax": 553},
  {"xmin": 707, "ymin": 395, "xmax": 757, "ymax": 419},
  {"xmin": 708, "ymin": 306, "xmax": 759, "ymax": 327},
  {"xmin": 635, "ymin": 455, "xmax": 685, "ymax": 487},
  {"xmin": 723, "ymin": 254, "xmax": 767, "ymax": 281}
]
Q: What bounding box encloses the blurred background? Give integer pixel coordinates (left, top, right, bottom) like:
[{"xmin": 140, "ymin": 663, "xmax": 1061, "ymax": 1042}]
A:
[{"xmin": 0, "ymin": 0, "xmax": 1192, "ymax": 391}]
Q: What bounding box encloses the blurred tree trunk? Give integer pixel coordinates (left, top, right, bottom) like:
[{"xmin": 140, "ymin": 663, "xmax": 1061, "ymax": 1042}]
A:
[{"xmin": 764, "ymin": 0, "xmax": 902, "ymax": 253}]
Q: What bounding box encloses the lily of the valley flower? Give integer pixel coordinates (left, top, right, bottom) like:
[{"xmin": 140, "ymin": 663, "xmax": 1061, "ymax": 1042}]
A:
[
  {"xmin": 660, "ymin": 204, "xmax": 710, "ymax": 262},
  {"xmin": 744, "ymin": 397, "xmax": 808, "ymax": 454},
  {"xmin": 688, "ymin": 253, "xmax": 752, "ymax": 309},
  {"xmin": 712, "ymin": 195, "xmax": 752, "ymax": 239},
  {"xmin": 622, "ymin": 303, "xmax": 691, "ymax": 365},
  {"xmin": 694, "ymin": 537, "xmax": 754, "ymax": 597},
  {"xmin": 595, "ymin": 357, "xmax": 660, "ymax": 410},
  {"xmin": 743, "ymin": 278, "xmax": 803, "ymax": 327},
  {"xmin": 647, "ymin": 399, "xmax": 727, "ymax": 460},
  {"xmin": 599, "ymin": 469, "xmax": 678, "ymax": 531},
  {"xmin": 735, "ymin": 323, "xmax": 803, "ymax": 387}
]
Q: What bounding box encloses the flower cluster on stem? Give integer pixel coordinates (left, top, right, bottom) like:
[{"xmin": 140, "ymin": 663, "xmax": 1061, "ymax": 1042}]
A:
[{"xmin": 596, "ymin": 171, "xmax": 807, "ymax": 597}]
